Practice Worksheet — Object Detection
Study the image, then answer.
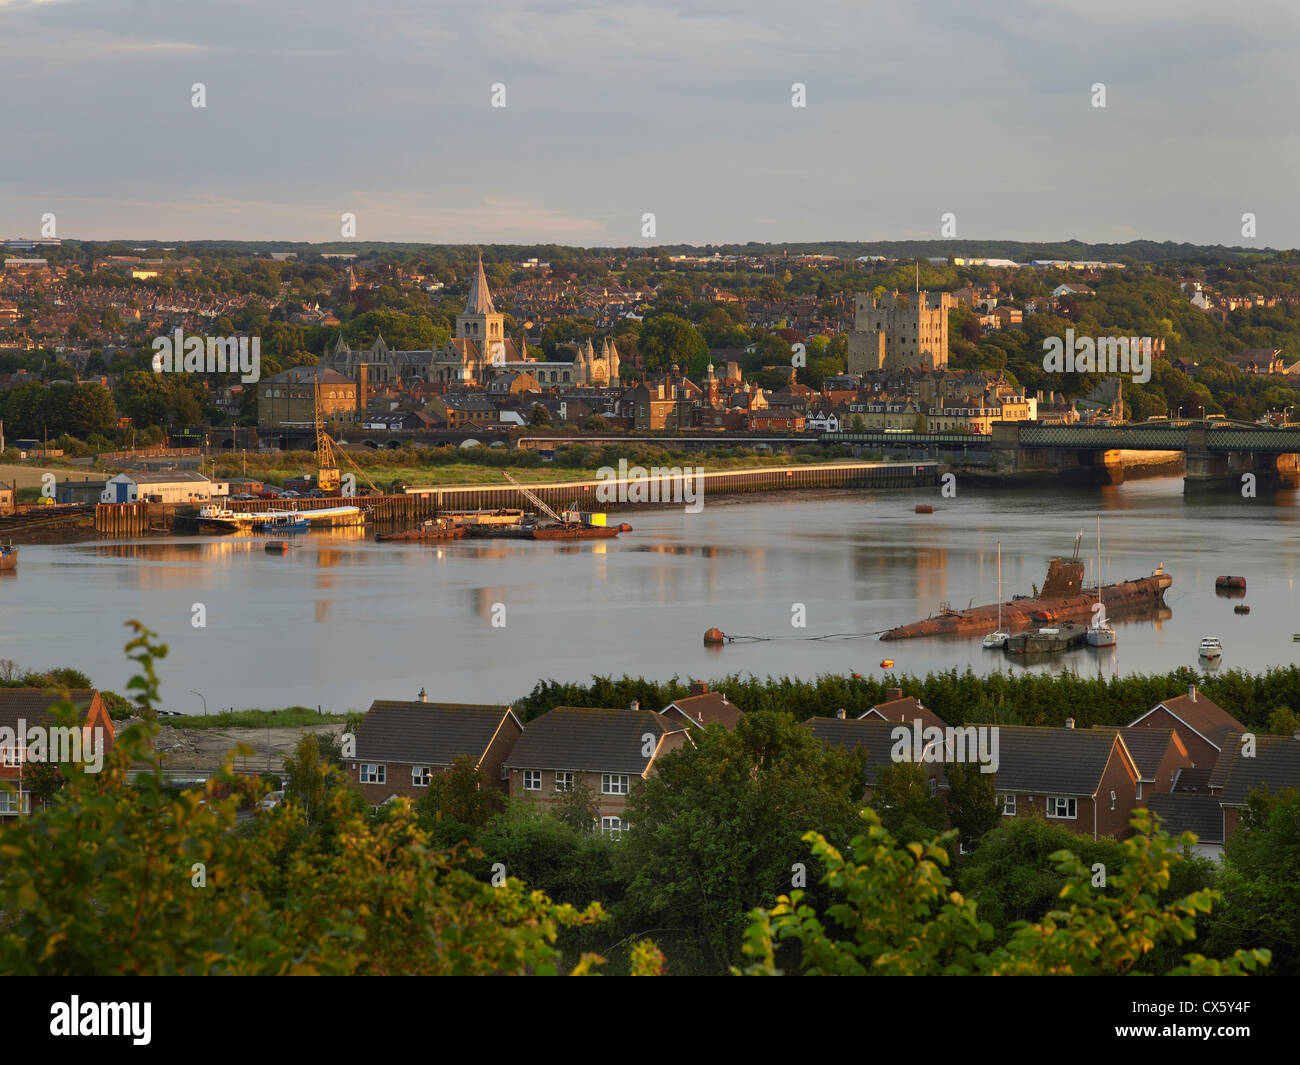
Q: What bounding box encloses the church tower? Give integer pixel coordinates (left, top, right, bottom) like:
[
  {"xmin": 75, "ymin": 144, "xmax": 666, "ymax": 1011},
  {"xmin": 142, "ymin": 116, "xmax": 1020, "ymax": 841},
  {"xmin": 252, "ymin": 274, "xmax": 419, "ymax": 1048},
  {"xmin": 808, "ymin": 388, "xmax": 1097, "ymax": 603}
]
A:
[
  {"xmin": 456, "ymin": 253, "xmax": 506, "ymax": 362},
  {"xmin": 607, "ymin": 337, "xmax": 620, "ymax": 387}
]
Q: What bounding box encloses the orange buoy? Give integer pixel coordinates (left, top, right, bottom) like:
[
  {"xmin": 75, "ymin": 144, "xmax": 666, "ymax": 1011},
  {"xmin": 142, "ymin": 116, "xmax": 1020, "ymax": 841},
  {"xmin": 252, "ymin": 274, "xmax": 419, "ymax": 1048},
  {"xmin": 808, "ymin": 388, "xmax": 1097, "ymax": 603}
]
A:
[
  {"xmin": 703, "ymin": 627, "xmax": 726, "ymax": 646},
  {"xmin": 880, "ymin": 659, "xmax": 895, "ymax": 668},
  {"xmin": 915, "ymin": 505, "xmax": 934, "ymax": 514}
]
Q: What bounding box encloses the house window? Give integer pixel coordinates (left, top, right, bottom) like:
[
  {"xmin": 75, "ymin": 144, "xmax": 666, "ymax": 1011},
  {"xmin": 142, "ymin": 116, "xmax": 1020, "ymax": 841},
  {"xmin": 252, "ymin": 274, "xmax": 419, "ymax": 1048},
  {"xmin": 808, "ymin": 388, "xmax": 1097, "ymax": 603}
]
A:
[
  {"xmin": 999, "ymin": 794, "xmax": 1016, "ymax": 816},
  {"xmin": 601, "ymin": 816, "xmax": 626, "ymax": 838},
  {"xmin": 554, "ymin": 771, "xmax": 574, "ymax": 793},
  {"xmin": 0, "ymin": 746, "xmax": 23, "ymax": 767},
  {"xmin": 523, "ymin": 770, "xmax": 542, "ymax": 791},
  {"xmin": 360, "ymin": 764, "xmax": 385, "ymax": 784},
  {"xmin": 1110, "ymin": 789, "xmax": 1116, "ymax": 811},
  {"xmin": 412, "ymin": 766, "xmax": 433, "ymax": 787},
  {"xmin": 0, "ymin": 789, "xmax": 30, "ymax": 815},
  {"xmin": 601, "ymin": 773, "xmax": 629, "ymax": 795},
  {"xmin": 1136, "ymin": 781, "xmax": 1142, "ymax": 800},
  {"xmin": 1047, "ymin": 796, "xmax": 1077, "ymax": 819}
]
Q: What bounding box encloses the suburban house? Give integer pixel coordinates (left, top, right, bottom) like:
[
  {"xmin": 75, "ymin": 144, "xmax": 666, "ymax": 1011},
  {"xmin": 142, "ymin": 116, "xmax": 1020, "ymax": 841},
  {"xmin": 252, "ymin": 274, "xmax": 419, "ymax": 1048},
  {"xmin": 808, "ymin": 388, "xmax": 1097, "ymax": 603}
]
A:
[
  {"xmin": 1091, "ymin": 726, "xmax": 1193, "ymax": 802},
  {"xmin": 1208, "ymin": 731, "xmax": 1300, "ymax": 842},
  {"xmin": 989, "ymin": 725, "xmax": 1140, "ymax": 840},
  {"xmin": 660, "ymin": 681, "xmax": 743, "ymax": 730},
  {"xmin": 858, "ymin": 688, "xmax": 946, "ymax": 731},
  {"xmin": 0, "ymin": 689, "xmax": 117, "ymax": 817},
  {"xmin": 1147, "ymin": 732, "xmax": 1300, "ymax": 861},
  {"xmin": 349, "ymin": 699, "xmax": 523, "ymax": 805},
  {"xmin": 503, "ymin": 705, "xmax": 693, "ymax": 835},
  {"xmin": 1146, "ymin": 793, "xmax": 1226, "ymax": 860},
  {"xmin": 1127, "ymin": 687, "xmax": 1246, "ymax": 789}
]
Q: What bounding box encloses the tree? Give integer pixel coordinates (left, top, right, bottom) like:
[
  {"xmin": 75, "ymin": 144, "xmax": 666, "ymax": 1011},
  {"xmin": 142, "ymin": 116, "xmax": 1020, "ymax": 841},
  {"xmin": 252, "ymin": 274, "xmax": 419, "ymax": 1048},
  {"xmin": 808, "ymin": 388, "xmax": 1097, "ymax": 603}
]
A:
[
  {"xmin": 944, "ymin": 761, "xmax": 1001, "ymax": 848},
  {"xmin": 737, "ymin": 809, "xmax": 1268, "ymax": 976},
  {"xmin": 282, "ymin": 733, "xmax": 330, "ymax": 826},
  {"xmin": 528, "ymin": 405, "xmax": 553, "ymax": 428},
  {"xmin": 1203, "ymin": 788, "xmax": 1300, "ymax": 974},
  {"xmin": 870, "ymin": 761, "xmax": 946, "ymax": 842},
  {"xmin": 615, "ymin": 712, "xmax": 866, "ymax": 973},
  {"xmin": 0, "ymin": 623, "xmax": 623, "ymax": 976},
  {"xmin": 638, "ymin": 314, "xmax": 707, "ymax": 375},
  {"xmin": 417, "ymin": 755, "xmax": 504, "ymax": 830}
]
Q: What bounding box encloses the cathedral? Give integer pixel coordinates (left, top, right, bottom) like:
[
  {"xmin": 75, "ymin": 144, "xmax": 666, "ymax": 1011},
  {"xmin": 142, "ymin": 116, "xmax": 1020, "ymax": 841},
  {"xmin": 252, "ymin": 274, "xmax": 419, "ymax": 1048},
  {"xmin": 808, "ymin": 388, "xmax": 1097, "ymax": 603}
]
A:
[{"xmin": 321, "ymin": 254, "xmax": 618, "ymax": 388}]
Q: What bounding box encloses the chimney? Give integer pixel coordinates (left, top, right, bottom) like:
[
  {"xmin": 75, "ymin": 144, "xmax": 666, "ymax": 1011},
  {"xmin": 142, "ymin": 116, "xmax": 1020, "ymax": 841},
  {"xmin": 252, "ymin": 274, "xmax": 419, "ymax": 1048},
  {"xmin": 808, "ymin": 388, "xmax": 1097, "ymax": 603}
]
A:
[
  {"xmin": 1188, "ymin": 684, "xmax": 1197, "ymax": 701},
  {"xmin": 418, "ymin": 687, "xmax": 427, "ymax": 703},
  {"xmin": 835, "ymin": 708, "xmax": 846, "ymax": 720},
  {"xmin": 887, "ymin": 687, "xmax": 903, "ymax": 702},
  {"xmin": 629, "ymin": 700, "xmax": 640, "ymax": 713},
  {"xmin": 689, "ymin": 680, "xmax": 709, "ymax": 697},
  {"xmin": 1065, "ymin": 717, "xmax": 1075, "ymax": 729}
]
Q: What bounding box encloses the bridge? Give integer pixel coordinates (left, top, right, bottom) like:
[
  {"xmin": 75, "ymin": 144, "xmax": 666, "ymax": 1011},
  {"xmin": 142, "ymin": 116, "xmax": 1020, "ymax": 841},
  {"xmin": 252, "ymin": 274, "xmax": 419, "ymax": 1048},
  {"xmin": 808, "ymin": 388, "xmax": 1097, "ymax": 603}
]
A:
[{"xmin": 824, "ymin": 420, "xmax": 1300, "ymax": 492}]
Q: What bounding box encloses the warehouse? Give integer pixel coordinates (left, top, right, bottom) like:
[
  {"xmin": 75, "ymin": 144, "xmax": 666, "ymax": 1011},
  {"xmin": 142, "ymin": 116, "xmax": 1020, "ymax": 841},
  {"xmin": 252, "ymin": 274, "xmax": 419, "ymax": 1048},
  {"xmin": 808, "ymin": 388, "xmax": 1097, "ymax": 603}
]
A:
[{"xmin": 101, "ymin": 472, "xmax": 227, "ymax": 504}]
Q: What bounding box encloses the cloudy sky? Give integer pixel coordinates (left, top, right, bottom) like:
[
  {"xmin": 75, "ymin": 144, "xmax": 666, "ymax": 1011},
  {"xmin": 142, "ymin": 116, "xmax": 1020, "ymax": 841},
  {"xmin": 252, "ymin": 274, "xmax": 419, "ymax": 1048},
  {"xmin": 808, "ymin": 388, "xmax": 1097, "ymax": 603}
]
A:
[{"xmin": 1, "ymin": 0, "xmax": 1297, "ymax": 247}]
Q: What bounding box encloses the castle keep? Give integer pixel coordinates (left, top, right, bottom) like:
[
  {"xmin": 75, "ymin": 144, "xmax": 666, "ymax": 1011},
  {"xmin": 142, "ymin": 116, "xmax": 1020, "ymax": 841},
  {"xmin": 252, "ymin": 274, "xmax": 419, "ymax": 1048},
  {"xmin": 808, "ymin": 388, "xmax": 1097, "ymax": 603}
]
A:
[{"xmin": 847, "ymin": 290, "xmax": 952, "ymax": 374}]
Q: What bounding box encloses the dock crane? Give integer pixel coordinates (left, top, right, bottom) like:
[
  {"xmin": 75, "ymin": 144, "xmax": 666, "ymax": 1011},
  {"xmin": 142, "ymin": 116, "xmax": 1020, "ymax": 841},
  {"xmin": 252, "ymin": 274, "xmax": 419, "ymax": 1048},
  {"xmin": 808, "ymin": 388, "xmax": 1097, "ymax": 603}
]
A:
[
  {"xmin": 314, "ymin": 368, "xmax": 381, "ymax": 496},
  {"xmin": 501, "ymin": 469, "xmax": 564, "ymax": 524}
]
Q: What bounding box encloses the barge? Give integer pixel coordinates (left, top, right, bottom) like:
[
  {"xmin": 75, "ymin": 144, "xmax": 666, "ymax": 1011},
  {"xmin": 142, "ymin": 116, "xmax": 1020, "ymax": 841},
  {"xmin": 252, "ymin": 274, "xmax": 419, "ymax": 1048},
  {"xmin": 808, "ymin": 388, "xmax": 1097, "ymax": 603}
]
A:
[
  {"xmin": 881, "ymin": 536, "xmax": 1172, "ymax": 642},
  {"xmin": 376, "ymin": 519, "xmax": 468, "ymax": 543}
]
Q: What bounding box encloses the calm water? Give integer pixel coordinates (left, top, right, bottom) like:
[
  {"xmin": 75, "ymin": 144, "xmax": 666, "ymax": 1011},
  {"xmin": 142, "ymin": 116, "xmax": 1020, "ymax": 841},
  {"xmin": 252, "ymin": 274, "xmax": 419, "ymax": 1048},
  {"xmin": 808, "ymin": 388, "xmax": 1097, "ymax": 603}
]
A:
[{"xmin": 4, "ymin": 477, "xmax": 1300, "ymax": 713}]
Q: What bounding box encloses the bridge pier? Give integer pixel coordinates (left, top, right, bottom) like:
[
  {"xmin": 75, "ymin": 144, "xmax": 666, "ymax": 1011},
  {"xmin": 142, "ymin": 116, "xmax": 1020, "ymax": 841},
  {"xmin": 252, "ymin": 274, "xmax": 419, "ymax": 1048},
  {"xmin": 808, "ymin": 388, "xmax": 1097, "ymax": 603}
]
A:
[{"xmin": 1185, "ymin": 449, "xmax": 1300, "ymax": 494}]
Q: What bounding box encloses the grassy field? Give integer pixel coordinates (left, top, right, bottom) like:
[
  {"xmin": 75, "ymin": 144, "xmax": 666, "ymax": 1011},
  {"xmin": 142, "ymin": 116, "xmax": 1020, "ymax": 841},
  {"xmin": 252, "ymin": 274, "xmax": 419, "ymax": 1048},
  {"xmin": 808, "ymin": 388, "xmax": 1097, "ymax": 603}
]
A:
[{"xmin": 155, "ymin": 707, "xmax": 353, "ymax": 729}]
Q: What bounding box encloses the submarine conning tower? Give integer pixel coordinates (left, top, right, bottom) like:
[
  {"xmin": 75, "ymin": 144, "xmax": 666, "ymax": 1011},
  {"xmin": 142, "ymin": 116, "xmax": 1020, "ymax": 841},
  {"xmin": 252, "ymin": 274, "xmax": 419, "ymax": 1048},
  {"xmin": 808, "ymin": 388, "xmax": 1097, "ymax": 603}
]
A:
[{"xmin": 1040, "ymin": 558, "xmax": 1085, "ymax": 600}]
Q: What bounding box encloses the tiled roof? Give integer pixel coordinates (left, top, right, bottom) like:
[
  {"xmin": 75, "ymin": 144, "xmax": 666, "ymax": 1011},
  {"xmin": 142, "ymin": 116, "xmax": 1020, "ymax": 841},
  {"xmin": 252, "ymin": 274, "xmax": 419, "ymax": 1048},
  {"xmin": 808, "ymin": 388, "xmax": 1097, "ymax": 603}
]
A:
[
  {"xmin": 1207, "ymin": 733, "xmax": 1300, "ymax": 806},
  {"xmin": 992, "ymin": 726, "xmax": 1133, "ymax": 795},
  {"xmin": 504, "ymin": 706, "xmax": 687, "ymax": 775},
  {"xmin": 663, "ymin": 691, "xmax": 743, "ymax": 730},
  {"xmin": 804, "ymin": 718, "xmax": 946, "ymax": 785},
  {"xmin": 0, "ymin": 689, "xmax": 99, "ymax": 732},
  {"xmin": 1147, "ymin": 793, "xmax": 1224, "ymax": 844},
  {"xmin": 1132, "ymin": 692, "xmax": 1245, "ymax": 752},
  {"xmin": 1092, "ymin": 726, "xmax": 1188, "ymax": 781},
  {"xmin": 355, "ymin": 701, "xmax": 516, "ymax": 766},
  {"xmin": 859, "ymin": 696, "xmax": 946, "ymax": 731}
]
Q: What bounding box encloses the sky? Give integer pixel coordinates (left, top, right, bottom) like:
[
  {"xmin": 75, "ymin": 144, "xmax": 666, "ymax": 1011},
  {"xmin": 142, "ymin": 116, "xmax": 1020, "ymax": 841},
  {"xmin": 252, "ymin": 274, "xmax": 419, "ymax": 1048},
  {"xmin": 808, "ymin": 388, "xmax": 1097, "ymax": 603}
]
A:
[{"xmin": 1, "ymin": 0, "xmax": 1297, "ymax": 248}]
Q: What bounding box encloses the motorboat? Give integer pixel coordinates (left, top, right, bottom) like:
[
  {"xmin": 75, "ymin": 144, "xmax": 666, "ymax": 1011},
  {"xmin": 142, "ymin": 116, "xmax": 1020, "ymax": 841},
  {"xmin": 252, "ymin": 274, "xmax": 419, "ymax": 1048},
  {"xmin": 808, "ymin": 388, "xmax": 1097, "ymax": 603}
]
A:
[{"xmin": 1198, "ymin": 637, "xmax": 1223, "ymax": 661}]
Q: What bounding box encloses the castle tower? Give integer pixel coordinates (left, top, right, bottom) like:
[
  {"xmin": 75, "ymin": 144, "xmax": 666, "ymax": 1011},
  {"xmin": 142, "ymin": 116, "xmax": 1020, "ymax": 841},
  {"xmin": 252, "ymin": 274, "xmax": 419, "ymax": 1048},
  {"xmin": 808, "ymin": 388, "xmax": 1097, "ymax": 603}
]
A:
[{"xmin": 456, "ymin": 252, "xmax": 505, "ymax": 361}]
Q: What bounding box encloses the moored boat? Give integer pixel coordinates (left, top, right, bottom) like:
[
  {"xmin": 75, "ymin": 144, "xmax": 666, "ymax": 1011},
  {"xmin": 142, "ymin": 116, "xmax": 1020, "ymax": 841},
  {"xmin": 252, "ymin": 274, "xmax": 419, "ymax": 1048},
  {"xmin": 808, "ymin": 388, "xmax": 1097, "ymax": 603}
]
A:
[
  {"xmin": 376, "ymin": 519, "xmax": 468, "ymax": 543},
  {"xmin": 1198, "ymin": 636, "xmax": 1223, "ymax": 661},
  {"xmin": 0, "ymin": 545, "xmax": 15, "ymax": 571}
]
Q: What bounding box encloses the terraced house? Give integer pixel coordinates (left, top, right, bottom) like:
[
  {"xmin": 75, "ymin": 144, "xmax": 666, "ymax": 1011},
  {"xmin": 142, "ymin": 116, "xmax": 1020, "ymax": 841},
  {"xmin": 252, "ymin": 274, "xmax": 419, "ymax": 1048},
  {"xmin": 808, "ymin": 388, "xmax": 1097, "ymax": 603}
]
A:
[{"xmin": 503, "ymin": 705, "xmax": 693, "ymax": 836}]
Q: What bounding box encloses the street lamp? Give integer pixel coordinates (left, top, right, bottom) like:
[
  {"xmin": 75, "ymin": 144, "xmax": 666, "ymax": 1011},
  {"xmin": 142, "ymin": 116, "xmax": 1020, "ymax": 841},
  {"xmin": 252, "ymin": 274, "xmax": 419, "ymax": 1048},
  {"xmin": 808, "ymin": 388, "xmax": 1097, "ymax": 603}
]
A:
[{"xmin": 190, "ymin": 689, "xmax": 207, "ymax": 716}]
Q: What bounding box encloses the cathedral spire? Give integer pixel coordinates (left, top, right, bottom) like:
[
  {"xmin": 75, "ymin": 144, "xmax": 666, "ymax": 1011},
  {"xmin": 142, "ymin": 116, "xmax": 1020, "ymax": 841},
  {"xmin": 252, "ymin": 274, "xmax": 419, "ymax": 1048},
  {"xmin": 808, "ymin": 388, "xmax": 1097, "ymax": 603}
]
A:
[{"xmin": 464, "ymin": 251, "xmax": 496, "ymax": 315}]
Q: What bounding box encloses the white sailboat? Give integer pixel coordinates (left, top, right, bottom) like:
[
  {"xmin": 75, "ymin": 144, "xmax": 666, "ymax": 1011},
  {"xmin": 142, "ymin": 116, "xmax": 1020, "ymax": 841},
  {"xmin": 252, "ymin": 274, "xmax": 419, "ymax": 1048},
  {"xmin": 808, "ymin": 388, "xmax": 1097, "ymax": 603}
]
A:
[
  {"xmin": 1086, "ymin": 514, "xmax": 1116, "ymax": 647},
  {"xmin": 983, "ymin": 541, "xmax": 1010, "ymax": 649}
]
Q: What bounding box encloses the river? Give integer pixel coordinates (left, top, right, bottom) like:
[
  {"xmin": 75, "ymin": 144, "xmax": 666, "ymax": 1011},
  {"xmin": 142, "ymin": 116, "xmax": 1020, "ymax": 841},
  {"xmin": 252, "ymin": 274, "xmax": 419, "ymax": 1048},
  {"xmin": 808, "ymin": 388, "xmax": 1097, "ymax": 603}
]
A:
[{"xmin": 3, "ymin": 476, "xmax": 1299, "ymax": 713}]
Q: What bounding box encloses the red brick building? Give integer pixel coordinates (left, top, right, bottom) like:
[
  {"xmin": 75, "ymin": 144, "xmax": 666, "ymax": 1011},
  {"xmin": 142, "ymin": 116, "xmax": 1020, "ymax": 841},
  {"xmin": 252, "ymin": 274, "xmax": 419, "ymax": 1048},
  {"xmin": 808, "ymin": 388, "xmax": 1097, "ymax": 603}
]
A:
[
  {"xmin": 348, "ymin": 699, "xmax": 523, "ymax": 805},
  {"xmin": 0, "ymin": 689, "xmax": 117, "ymax": 818}
]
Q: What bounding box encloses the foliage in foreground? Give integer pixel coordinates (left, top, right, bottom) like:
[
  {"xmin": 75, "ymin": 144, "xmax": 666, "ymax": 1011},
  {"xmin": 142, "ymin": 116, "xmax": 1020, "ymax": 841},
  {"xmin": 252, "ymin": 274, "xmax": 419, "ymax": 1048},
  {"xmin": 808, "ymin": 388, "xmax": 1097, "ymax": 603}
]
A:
[
  {"xmin": 736, "ymin": 809, "xmax": 1269, "ymax": 976},
  {"xmin": 0, "ymin": 623, "xmax": 630, "ymax": 975}
]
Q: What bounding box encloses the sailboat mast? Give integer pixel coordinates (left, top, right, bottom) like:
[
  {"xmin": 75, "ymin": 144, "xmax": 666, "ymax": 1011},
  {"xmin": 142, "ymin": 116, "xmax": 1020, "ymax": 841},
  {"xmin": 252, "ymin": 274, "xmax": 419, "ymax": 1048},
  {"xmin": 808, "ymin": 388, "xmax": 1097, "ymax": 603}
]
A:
[{"xmin": 997, "ymin": 541, "xmax": 1002, "ymax": 629}]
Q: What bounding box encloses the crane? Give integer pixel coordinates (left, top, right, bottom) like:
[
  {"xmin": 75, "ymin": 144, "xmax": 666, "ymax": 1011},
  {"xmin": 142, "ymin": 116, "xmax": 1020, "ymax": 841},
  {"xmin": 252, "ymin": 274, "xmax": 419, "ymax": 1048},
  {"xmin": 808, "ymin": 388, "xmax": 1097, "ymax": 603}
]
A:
[
  {"xmin": 315, "ymin": 368, "xmax": 341, "ymax": 493},
  {"xmin": 314, "ymin": 367, "xmax": 381, "ymax": 496},
  {"xmin": 501, "ymin": 470, "xmax": 563, "ymax": 524}
]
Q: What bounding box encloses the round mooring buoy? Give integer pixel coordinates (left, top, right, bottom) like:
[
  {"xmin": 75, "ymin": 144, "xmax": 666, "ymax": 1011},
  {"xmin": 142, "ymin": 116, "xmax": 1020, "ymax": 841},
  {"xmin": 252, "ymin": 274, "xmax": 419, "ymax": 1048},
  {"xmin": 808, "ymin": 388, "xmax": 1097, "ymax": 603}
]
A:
[{"xmin": 703, "ymin": 627, "xmax": 726, "ymax": 646}]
